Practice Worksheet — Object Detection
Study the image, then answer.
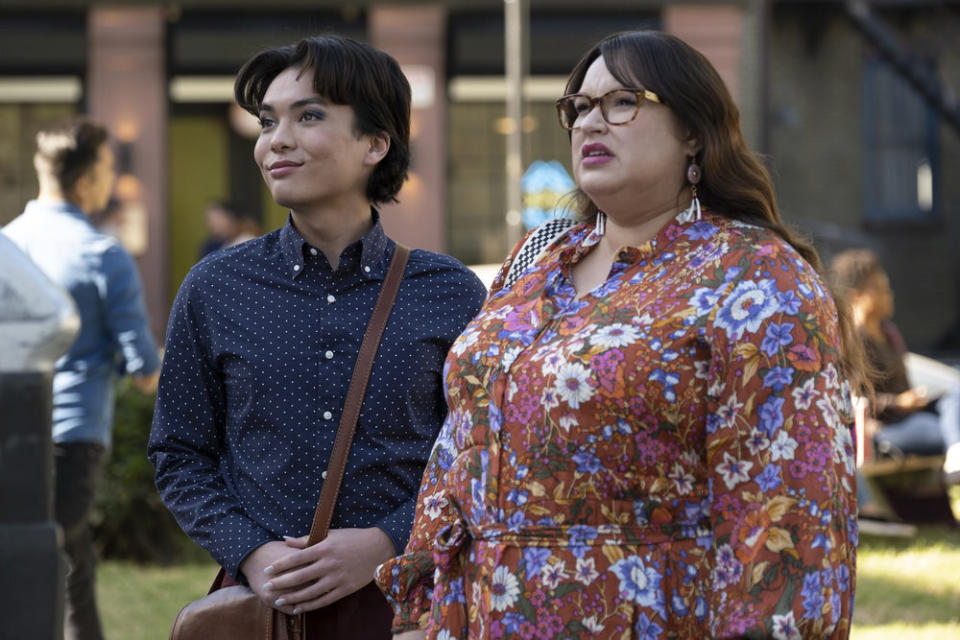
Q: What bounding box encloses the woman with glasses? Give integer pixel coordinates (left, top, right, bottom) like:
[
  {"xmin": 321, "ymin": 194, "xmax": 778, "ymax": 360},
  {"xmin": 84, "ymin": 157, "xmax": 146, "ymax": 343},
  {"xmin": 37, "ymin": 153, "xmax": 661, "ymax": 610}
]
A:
[{"xmin": 377, "ymin": 31, "xmax": 863, "ymax": 639}]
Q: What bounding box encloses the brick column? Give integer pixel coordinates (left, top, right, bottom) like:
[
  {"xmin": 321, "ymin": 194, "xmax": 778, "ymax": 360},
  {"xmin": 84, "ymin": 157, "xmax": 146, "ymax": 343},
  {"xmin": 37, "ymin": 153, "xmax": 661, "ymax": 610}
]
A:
[
  {"xmin": 369, "ymin": 4, "xmax": 447, "ymax": 253},
  {"xmin": 87, "ymin": 7, "xmax": 168, "ymax": 339},
  {"xmin": 663, "ymin": 3, "xmax": 746, "ymax": 105}
]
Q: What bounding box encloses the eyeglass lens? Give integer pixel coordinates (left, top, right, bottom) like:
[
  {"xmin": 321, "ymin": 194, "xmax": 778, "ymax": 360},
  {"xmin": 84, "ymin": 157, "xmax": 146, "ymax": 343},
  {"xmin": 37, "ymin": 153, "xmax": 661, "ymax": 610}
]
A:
[{"xmin": 558, "ymin": 90, "xmax": 641, "ymax": 129}]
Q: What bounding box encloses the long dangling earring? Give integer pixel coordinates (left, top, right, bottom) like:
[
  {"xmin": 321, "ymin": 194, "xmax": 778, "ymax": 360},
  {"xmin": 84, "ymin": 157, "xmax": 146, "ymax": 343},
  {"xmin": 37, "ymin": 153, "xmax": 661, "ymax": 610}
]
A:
[
  {"xmin": 594, "ymin": 210, "xmax": 606, "ymax": 237},
  {"xmin": 686, "ymin": 160, "xmax": 702, "ymax": 222}
]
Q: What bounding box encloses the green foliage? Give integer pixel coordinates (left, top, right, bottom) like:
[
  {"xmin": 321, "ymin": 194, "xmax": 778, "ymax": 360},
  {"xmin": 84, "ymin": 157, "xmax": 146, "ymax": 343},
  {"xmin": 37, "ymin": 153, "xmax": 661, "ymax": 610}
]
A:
[{"xmin": 91, "ymin": 378, "xmax": 207, "ymax": 564}]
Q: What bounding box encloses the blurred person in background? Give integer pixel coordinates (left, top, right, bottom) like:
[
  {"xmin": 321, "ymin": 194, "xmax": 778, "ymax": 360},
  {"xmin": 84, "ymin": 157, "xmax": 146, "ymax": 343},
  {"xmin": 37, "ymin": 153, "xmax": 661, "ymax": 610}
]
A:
[
  {"xmin": 3, "ymin": 117, "xmax": 160, "ymax": 640},
  {"xmin": 148, "ymin": 35, "xmax": 486, "ymax": 638},
  {"xmin": 198, "ymin": 199, "xmax": 263, "ymax": 258},
  {"xmin": 377, "ymin": 30, "xmax": 863, "ymax": 640},
  {"xmin": 831, "ymin": 248, "xmax": 960, "ymax": 481}
]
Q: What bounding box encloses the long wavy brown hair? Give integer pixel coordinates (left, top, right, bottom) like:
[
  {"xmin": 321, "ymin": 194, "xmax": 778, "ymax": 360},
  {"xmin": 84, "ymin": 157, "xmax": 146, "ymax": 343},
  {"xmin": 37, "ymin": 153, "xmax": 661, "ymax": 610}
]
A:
[{"xmin": 564, "ymin": 30, "xmax": 869, "ymax": 395}]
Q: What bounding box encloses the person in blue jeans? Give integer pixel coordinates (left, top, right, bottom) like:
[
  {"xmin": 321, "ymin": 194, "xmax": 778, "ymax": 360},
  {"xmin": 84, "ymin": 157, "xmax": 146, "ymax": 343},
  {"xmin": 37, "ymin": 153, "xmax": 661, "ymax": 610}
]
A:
[
  {"xmin": 4, "ymin": 117, "xmax": 161, "ymax": 640},
  {"xmin": 831, "ymin": 249, "xmax": 960, "ymax": 482}
]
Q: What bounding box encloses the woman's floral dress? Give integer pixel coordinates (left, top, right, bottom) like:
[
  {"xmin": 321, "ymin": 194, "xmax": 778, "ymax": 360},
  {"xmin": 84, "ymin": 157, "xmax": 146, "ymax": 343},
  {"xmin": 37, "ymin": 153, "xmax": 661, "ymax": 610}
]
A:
[{"xmin": 375, "ymin": 211, "xmax": 858, "ymax": 639}]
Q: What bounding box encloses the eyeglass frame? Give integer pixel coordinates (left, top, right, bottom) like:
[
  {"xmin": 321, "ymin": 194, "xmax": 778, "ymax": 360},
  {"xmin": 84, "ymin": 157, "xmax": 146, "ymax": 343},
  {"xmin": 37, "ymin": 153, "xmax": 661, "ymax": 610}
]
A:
[{"xmin": 554, "ymin": 88, "xmax": 662, "ymax": 130}]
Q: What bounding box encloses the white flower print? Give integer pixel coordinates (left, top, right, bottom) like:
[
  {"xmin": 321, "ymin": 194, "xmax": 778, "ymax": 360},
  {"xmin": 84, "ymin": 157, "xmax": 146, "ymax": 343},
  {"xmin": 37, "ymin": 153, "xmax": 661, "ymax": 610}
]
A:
[
  {"xmin": 771, "ymin": 611, "xmax": 802, "ymax": 640},
  {"xmin": 716, "ymin": 452, "xmax": 753, "ymax": 490},
  {"xmin": 541, "ymin": 560, "xmax": 567, "ymax": 590},
  {"xmin": 815, "ymin": 396, "xmax": 841, "ymax": 430},
  {"xmin": 745, "ymin": 429, "xmax": 771, "ymax": 457},
  {"xmin": 574, "ymin": 557, "xmax": 599, "ymax": 585},
  {"xmin": 558, "ymin": 414, "xmax": 578, "ymax": 432},
  {"xmin": 422, "ymin": 493, "xmax": 448, "ymax": 520},
  {"xmin": 716, "ymin": 394, "xmax": 744, "ymax": 430},
  {"xmin": 770, "ymin": 430, "xmax": 799, "ymax": 461},
  {"xmin": 590, "ymin": 323, "xmax": 640, "ymax": 349},
  {"xmin": 582, "ymin": 616, "xmax": 603, "ymax": 634},
  {"xmin": 490, "ymin": 565, "xmax": 521, "ymax": 611},
  {"xmin": 450, "ymin": 328, "xmax": 480, "ymax": 355},
  {"xmin": 822, "ymin": 363, "xmax": 840, "ymax": 391},
  {"xmin": 668, "ymin": 462, "xmax": 695, "ymax": 495},
  {"xmin": 553, "ymin": 362, "xmax": 595, "ymax": 410},
  {"xmin": 791, "ymin": 377, "xmax": 818, "ymax": 410}
]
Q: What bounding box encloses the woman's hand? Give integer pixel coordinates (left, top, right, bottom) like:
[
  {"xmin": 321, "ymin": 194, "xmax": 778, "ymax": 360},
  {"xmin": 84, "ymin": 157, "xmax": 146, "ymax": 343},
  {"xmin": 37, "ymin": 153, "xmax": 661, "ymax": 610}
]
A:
[
  {"xmin": 258, "ymin": 527, "xmax": 396, "ymax": 614},
  {"xmin": 394, "ymin": 631, "xmax": 427, "ymax": 640},
  {"xmin": 896, "ymin": 387, "xmax": 929, "ymax": 410}
]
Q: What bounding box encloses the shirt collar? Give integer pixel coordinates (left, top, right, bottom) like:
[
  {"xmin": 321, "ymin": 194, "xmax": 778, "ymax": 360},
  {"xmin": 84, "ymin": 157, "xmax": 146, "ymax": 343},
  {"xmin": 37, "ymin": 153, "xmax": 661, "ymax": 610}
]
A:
[
  {"xmin": 24, "ymin": 199, "xmax": 90, "ymax": 225},
  {"xmin": 279, "ymin": 208, "xmax": 390, "ymax": 279}
]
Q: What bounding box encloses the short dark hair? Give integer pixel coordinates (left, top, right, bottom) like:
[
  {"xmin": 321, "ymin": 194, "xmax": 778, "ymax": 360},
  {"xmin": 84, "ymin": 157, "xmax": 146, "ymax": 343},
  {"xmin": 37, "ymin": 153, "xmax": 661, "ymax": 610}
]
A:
[
  {"xmin": 234, "ymin": 35, "xmax": 411, "ymax": 205},
  {"xmin": 34, "ymin": 117, "xmax": 109, "ymax": 193}
]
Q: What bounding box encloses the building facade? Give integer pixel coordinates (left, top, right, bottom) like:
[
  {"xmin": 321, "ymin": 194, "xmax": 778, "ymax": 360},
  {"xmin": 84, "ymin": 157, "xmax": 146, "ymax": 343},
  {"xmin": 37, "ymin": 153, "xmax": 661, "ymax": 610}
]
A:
[{"xmin": 1, "ymin": 0, "xmax": 957, "ymax": 352}]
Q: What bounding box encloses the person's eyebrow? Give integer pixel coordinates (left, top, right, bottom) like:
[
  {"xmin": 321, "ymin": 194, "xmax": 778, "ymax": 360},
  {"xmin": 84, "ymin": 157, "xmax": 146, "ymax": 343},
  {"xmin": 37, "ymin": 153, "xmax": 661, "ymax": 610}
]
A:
[{"xmin": 259, "ymin": 97, "xmax": 328, "ymax": 113}]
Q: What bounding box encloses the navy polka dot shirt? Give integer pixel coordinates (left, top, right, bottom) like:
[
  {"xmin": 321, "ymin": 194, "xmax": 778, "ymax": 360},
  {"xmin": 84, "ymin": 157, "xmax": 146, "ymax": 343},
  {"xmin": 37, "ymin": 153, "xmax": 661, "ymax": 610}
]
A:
[{"xmin": 148, "ymin": 213, "xmax": 486, "ymax": 581}]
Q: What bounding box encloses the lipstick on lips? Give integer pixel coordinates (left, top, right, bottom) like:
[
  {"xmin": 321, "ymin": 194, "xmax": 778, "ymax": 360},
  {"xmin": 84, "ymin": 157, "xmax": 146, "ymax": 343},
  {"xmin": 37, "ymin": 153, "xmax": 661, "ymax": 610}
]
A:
[
  {"xmin": 580, "ymin": 142, "xmax": 614, "ymax": 167},
  {"xmin": 267, "ymin": 160, "xmax": 301, "ymax": 178}
]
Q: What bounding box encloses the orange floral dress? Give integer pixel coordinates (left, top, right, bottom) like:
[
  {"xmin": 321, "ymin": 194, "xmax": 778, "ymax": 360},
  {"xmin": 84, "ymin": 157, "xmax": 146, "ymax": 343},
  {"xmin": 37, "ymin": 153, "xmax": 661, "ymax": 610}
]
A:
[{"xmin": 375, "ymin": 211, "xmax": 858, "ymax": 639}]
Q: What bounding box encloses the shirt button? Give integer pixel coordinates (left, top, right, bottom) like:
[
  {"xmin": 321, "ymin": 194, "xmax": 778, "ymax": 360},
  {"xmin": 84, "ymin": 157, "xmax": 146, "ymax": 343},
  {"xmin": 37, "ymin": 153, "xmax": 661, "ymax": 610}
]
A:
[
  {"xmin": 326, "ymin": 294, "xmax": 335, "ymax": 303},
  {"xmin": 323, "ymin": 411, "xmax": 333, "ymax": 420},
  {"xmin": 324, "ymin": 350, "xmax": 334, "ymax": 359},
  {"xmin": 321, "ymin": 470, "xmax": 328, "ymax": 479},
  {"xmin": 364, "ymin": 266, "xmax": 371, "ymax": 273},
  {"xmin": 309, "ymin": 248, "xmax": 318, "ymax": 256},
  {"xmin": 293, "ymin": 265, "xmax": 301, "ymax": 272}
]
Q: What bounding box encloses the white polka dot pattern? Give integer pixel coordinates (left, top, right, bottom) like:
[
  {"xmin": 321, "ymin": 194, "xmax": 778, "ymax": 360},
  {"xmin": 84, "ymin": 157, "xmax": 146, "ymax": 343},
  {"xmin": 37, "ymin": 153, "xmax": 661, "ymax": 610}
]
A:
[{"xmin": 147, "ymin": 215, "xmax": 487, "ymax": 579}]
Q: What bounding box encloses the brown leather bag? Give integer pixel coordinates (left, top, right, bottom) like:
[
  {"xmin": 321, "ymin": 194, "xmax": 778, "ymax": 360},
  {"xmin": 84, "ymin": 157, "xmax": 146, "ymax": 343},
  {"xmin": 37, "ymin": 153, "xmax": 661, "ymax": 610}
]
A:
[{"xmin": 169, "ymin": 245, "xmax": 409, "ymax": 640}]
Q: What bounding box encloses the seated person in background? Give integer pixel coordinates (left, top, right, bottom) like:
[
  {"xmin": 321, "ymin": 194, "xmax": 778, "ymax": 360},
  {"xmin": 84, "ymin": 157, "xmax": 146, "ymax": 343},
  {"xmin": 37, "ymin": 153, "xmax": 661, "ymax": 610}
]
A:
[{"xmin": 831, "ymin": 248, "xmax": 959, "ymax": 480}]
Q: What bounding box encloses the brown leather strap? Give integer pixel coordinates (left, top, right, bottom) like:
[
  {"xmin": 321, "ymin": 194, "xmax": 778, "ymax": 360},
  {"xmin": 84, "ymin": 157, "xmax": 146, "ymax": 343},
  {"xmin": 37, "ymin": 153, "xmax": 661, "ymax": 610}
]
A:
[{"xmin": 306, "ymin": 244, "xmax": 410, "ymax": 546}]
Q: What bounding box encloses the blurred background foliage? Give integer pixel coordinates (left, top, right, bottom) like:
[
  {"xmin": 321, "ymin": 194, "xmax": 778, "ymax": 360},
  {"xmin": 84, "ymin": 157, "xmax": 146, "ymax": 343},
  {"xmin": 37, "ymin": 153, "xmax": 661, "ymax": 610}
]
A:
[{"xmin": 90, "ymin": 379, "xmax": 207, "ymax": 564}]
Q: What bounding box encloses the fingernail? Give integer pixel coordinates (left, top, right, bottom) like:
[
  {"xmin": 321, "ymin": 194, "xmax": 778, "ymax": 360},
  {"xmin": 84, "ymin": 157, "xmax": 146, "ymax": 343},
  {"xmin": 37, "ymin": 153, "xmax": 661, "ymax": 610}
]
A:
[
  {"xmin": 292, "ymin": 608, "xmax": 301, "ymax": 615},
  {"xmin": 263, "ymin": 582, "xmax": 273, "ymax": 591},
  {"xmin": 282, "ymin": 535, "xmax": 294, "ymax": 540},
  {"xmin": 275, "ymin": 598, "xmax": 286, "ymax": 607},
  {"xmin": 264, "ymin": 566, "xmax": 274, "ymax": 575}
]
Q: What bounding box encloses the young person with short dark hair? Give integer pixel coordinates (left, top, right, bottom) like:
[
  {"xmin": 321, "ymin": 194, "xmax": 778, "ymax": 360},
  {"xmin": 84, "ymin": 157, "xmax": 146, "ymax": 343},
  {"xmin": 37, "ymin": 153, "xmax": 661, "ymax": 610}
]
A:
[
  {"xmin": 5, "ymin": 117, "xmax": 160, "ymax": 640},
  {"xmin": 148, "ymin": 36, "xmax": 486, "ymax": 636}
]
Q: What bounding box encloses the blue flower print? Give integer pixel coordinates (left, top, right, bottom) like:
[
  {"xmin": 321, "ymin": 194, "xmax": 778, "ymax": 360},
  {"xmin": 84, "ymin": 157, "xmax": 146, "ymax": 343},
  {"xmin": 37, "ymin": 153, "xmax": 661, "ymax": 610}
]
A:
[
  {"xmin": 684, "ymin": 221, "xmax": 719, "ymax": 241},
  {"xmin": 690, "ymin": 287, "xmax": 720, "ymax": 316},
  {"xmin": 759, "ymin": 396, "xmax": 785, "ymax": 438},
  {"xmin": 801, "ymin": 572, "xmax": 824, "ymax": 620},
  {"xmin": 634, "ymin": 612, "xmax": 664, "ymax": 640},
  {"xmin": 715, "ymin": 279, "xmax": 780, "ymax": 340},
  {"xmin": 777, "ymin": 289, "xmax": 802, "ymax": 314},
  {"xmin": 572, "ymin": 450, "xmax": 603, "ymax": 474},
  {"xmin": 522, "ymin": 547, "xmax": 551, "ymax": 576},
  {"xmin": 444, "ymin": 577, "xmax": 466, "ymax": 605},
  {"xmin": 763, "ymin": 366, "xmax": 794, "ymax": 392},
  {"xmin": 761, "ymin": 322, "xmax": 794, "ymax": 356},
  {"xmin": 611, "ymin": 556, "xmax": 664, "ymax": 611},
  {"xmin": 756, "ymin": 463, "xmax": 782, "ymax": 491}
]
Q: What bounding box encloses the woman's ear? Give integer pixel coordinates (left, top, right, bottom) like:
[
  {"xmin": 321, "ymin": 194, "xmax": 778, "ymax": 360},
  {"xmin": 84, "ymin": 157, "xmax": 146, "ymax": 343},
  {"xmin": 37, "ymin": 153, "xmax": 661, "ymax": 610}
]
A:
[
  {"xmin": 685, "ymin": 134, "xmax": 702, "ymax": 159},
  {"xmin": 364, "ymin": 132, "xmax": 391, "ymax": 167}
]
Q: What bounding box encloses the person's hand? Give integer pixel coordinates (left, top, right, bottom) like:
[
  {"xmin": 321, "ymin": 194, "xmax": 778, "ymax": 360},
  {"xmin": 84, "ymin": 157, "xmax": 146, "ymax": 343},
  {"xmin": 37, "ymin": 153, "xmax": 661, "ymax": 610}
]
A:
[
  {"xmin": 130, "ymin": 371, "xmax": 160, "ymax": 394},
  {"xmin": 896, "ymin": 387, "xmax": 929, "ymax": 410},
  {"xmin": 260, "ymin": 527, "xmax": 396, "ymax": 614},
  {"xmin": 239, "ymin": 540, "xmax": 307, "ymax": 614},
  {"xmin": 394, "ymin": 631, "xmax": 427, "ymax": 640}
]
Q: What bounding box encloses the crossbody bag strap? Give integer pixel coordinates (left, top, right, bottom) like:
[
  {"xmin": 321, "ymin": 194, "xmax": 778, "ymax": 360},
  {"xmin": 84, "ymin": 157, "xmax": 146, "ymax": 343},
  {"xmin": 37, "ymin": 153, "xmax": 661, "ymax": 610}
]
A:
[{"xmin": 305, "ymin": 243, "xmax": 410, "ymax": 546}]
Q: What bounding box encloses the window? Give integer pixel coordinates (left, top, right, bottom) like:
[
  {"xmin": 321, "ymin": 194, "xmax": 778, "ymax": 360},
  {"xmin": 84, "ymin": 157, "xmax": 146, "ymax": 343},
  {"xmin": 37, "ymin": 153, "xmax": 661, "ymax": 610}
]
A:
[{"xmin": 862, "ymin": 57, "xmax": 939, "ymax": 223}]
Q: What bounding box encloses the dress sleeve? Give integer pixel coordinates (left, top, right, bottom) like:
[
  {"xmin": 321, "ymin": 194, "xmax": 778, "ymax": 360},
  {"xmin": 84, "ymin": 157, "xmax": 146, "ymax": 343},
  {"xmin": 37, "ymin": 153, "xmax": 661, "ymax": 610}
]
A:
[
  {"xmin": 147, "ymin": 271, "xmax": 275, "ymax": 580},
  {"xmin": 702, "ymin": 249, "xmax": 858, "ymax": 638},
  {"xmin": 374, "ymin": 407, "xmax": 465, "ymax": 632}
]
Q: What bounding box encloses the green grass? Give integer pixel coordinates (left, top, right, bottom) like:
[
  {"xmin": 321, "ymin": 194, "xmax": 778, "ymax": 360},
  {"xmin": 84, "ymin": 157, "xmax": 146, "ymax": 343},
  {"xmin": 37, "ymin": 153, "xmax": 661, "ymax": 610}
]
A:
[
  {"xmin": 96, "ymin": 525, "xmax": 960, "ymax": 640},
  {"xmin": 97, "ymin": 560, "xmax": 217, "ymax": 640}
]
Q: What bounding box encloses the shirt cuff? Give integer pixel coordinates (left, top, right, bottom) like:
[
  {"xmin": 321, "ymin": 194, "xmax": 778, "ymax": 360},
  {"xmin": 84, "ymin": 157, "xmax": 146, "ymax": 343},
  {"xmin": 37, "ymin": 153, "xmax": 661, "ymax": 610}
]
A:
[
  {"xmin": 374, "ymin": 498, "xmax": 416, "ymax": 555},
  {"xmin": 212, "ymin": 512, "xmax": 277, "ymax": 583}
]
